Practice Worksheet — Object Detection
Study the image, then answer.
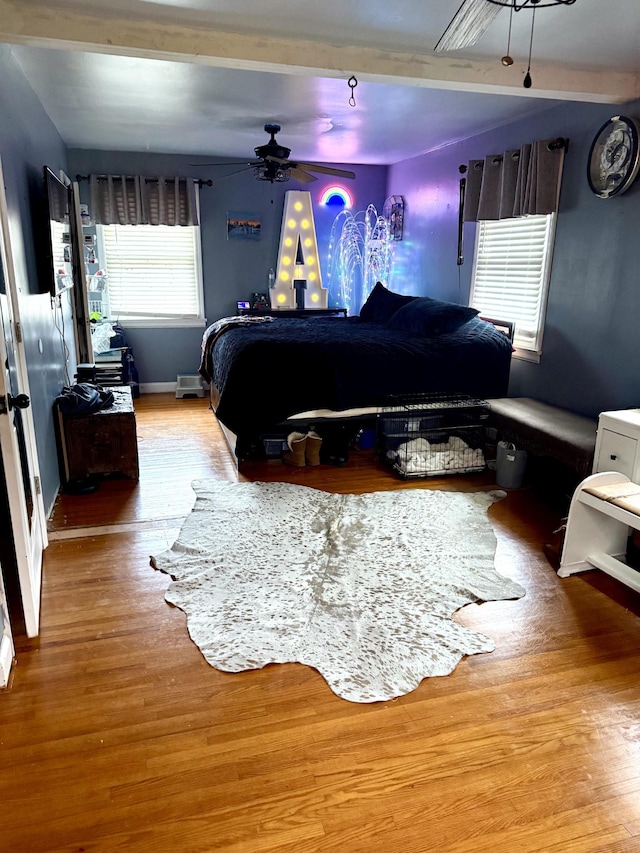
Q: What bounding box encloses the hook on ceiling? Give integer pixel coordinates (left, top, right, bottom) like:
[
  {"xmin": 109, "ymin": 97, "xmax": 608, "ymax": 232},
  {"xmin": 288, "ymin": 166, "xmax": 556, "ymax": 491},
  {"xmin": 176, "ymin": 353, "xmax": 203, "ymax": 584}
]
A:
[{"xmin": 347, "ymin": 76, "xmax": 358, "ymax": 108}]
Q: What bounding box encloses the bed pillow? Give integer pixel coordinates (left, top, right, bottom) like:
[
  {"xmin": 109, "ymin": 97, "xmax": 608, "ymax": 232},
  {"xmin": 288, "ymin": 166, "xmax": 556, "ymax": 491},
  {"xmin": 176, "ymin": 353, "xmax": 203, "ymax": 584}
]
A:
[
  {"xmin": 387, "ymin": 297, "xmax": 479, "ymax": 335},
  {"xmin": 359, "ymin": 282, "xmax": 417, "ymax": 324}
]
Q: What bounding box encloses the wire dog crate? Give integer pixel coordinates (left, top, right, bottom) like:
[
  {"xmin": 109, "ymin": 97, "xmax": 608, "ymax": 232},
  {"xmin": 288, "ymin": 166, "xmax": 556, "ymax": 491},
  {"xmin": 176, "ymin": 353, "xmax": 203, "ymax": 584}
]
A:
[{"xmin": 376, "ymin": 394, "xmax": 489, "ymax": 479}]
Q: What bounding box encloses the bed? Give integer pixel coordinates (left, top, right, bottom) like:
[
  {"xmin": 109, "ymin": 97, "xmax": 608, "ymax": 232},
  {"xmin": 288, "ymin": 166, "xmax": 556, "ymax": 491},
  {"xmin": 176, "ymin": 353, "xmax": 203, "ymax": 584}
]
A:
[{"xmin": 199, "ymin": 285, "xmax": 514, "ymax": 461}]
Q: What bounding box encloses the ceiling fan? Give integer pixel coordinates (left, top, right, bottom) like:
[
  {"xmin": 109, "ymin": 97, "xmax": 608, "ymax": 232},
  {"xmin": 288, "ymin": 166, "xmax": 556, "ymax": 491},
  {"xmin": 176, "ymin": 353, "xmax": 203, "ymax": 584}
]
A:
[{"xmin": 197, "ymin": 124, "xmax": 356, "ymax": 184}]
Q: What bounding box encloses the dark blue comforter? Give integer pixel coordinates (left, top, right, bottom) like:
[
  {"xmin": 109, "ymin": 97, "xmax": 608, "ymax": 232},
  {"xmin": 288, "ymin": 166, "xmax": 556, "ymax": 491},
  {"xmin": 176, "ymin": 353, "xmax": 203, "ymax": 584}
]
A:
[{"xmin": 203, "ymin": 315, "xmax": 512, "ymax": 438}]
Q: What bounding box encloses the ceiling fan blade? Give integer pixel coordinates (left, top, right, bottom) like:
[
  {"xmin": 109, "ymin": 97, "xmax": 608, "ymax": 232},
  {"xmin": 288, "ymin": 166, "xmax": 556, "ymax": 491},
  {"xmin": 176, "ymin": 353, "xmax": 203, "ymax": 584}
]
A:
[
  {"xmin": 208, "ymin": 165, "xmax": 255, "ymax": 181},
  {"xmin": 264, "ymin": 155, "xmax": 355, "ymax": 180},
  {"xmin": 190, "ymin": 160, "xmax": 260, "ymax": 167},
  {"xmin": 435, "ymin": 0, "xmax": 503, "ymax": 52},
  {"xmin": 289, "ymin": 167, "xmax": 317, "ymax": 184},
  {"xmin": 295, "ymin": 163, "xmax": 356, "ymax": 180}
]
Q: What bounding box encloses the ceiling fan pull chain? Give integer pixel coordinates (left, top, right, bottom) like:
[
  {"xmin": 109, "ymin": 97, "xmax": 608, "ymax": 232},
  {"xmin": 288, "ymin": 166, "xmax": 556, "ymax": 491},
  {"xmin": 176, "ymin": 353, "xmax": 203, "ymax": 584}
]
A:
[
  {"xmin": 347, "ymin": 76, "xmax": 358, "ymax": 108},
  {"xmin": 501, "ymin": 4, "xmax": 514, "ymax": 66},
  {"xmin": 523, "ymin": 6, "xmax": 535, "ymax": 88}
]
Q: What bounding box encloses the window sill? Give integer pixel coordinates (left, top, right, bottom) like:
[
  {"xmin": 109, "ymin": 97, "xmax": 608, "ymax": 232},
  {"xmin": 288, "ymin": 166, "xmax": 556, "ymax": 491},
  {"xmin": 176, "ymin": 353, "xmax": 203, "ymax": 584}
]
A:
[
  {"xmin": 512, "ymin": 347, "xmax": 541, "ymax": 364},
  {"xmin": 108, "ymin": 318, "xmax": 207, "ymax": 329}
]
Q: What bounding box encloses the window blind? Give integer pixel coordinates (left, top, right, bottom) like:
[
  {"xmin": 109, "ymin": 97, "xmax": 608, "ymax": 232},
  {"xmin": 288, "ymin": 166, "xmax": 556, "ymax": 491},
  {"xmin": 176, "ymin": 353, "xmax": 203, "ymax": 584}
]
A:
[
  {"xmin": 100, "ymin": 224, "xmax": 203, "ymax": 324},
  {"xmin": 470, "ymin": 213, "xmax": 555, "ymax": 354}
]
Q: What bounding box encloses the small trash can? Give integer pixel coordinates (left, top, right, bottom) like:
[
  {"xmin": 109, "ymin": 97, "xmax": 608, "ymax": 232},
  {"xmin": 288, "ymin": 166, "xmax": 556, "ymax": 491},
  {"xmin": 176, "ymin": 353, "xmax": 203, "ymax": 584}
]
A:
[{"xmin": 496, "ymin": 441, "xmax": 528, "ymax": 489}]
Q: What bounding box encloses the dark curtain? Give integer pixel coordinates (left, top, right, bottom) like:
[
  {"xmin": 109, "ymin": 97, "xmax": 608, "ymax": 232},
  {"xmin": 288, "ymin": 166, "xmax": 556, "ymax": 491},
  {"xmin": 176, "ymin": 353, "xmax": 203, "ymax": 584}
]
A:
[
  {"xmin": 89, "ymin": 175, "xmax": 199, "ymax": 226},
  {"xmin": 463, "ymin": 138, "xmax": 566, "ymax": 222}
]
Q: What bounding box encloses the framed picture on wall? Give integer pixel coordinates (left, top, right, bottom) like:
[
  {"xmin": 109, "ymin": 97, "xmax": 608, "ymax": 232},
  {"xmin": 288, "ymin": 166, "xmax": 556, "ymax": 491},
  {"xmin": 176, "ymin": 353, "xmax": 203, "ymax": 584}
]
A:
[
  {"xmin": 226, "ymin": 211, "xmax": 261, "ymax": 241},
  {"xmin": 383, "ymin": 195, "xmax": 404, "ymax": 241}
]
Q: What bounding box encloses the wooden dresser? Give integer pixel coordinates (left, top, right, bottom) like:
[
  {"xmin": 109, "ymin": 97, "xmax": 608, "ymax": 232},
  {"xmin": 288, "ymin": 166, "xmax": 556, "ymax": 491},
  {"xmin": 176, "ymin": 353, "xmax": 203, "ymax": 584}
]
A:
[{"xmin": 58, "ymin": 386, "xmax": 139, "ymax": 483}]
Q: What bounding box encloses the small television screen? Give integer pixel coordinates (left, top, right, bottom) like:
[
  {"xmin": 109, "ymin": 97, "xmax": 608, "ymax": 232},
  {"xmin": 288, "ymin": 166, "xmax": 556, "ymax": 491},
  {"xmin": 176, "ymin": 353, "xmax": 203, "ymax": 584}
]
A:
[{"xmin": 43, "ymin": 166, "xmax": 74, "ymax": 296}]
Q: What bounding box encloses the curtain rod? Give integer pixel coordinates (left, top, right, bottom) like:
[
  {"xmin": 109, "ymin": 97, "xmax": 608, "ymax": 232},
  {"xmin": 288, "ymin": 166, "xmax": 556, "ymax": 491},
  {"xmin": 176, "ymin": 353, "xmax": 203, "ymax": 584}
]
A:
[
  {"xmin": 458, "ymin": 136, "xmax": 569, "ymax": 173},
  {"xmin": 75, "ymin": 174, "xmax": 213, "ymax": 188},
  {"xmin": 545, "ymin": 137, "xmax": 569, "ymax": 151}
]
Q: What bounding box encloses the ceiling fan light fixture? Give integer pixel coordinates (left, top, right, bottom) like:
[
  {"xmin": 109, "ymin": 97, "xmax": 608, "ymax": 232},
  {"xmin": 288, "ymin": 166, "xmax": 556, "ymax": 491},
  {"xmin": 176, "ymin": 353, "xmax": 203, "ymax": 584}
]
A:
[{"xmin": 254, "ymin": 164, "xmax": 290, "ymax": 183}]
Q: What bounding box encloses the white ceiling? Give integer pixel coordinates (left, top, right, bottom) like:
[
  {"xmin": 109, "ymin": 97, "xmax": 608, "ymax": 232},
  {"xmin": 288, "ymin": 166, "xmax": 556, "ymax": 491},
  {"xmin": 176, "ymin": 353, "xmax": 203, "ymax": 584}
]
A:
[{"xmin": 3, "ymin": 0, "xmax": 640, "ymax": 166}]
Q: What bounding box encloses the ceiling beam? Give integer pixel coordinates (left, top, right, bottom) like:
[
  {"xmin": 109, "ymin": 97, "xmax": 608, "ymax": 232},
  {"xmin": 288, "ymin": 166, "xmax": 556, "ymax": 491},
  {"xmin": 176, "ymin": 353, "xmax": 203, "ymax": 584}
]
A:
[{"xmin": 0, "ymin": 0, "xmax": 637, "ymax": 104}]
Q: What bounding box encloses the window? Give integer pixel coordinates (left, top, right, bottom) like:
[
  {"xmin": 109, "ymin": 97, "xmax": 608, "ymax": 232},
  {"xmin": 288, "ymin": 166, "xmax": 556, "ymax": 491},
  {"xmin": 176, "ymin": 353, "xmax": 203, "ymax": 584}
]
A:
[
  {"xmin": 96, "ymin": 223, "xmax": 204, "ymax": 327},
  {"xmin": 469, "ymin": 213, "xmax": 556, "ymax": 361}
]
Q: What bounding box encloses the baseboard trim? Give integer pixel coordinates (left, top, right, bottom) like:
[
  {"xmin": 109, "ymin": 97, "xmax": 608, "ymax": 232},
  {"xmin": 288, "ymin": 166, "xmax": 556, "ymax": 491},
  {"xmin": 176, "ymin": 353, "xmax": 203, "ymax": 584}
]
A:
[
  {"xmin": 139, "ymin": 381, "xmax": 210, "ymax": 394},
  {"xmin": 0, "ymin": 634, "xmax": 14, "ymax": 688},
  {"xmin": 139, "ymin": 382, "xmax": 177, "ymax": 393},
  {"xmin": 46, "ymin": 484, "xmax": 60, "ymax": 520}
]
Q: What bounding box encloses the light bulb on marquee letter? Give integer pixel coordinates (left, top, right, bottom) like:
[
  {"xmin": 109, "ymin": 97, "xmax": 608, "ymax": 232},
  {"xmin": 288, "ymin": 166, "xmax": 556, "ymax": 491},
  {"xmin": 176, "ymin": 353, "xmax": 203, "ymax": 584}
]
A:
[{"xmin": 271, "ymin": 190, "xmax": 328, "ymax": 310}]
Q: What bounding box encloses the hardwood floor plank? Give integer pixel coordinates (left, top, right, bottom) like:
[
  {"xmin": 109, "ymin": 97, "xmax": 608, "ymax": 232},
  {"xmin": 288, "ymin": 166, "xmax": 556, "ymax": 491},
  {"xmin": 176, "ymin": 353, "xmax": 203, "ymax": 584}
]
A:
[{"xmin": 2, "ymin": 393, "xmax": 639, "ymax": 852}]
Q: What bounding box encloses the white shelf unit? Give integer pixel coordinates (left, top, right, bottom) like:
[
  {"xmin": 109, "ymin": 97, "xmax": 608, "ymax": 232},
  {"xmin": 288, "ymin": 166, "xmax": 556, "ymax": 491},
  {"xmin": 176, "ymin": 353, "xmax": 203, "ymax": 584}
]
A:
[{"xmin": 561, "ymin": 408, "xmax": 640, "ymax": 592}]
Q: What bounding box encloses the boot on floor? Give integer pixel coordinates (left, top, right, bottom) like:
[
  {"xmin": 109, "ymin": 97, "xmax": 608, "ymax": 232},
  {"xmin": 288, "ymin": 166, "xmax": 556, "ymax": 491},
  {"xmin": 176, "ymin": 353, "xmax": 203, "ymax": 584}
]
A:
[
  {"xmin": 319, "ymin": 426, "xmax": 351, "ymax": 466},
  {"xmin": 305, "ymin": 431, "xmax": 323, "ymax": 466},
  {"xmin": 282, "ymin": 432, "xmax": 307, "ymax": 467}
]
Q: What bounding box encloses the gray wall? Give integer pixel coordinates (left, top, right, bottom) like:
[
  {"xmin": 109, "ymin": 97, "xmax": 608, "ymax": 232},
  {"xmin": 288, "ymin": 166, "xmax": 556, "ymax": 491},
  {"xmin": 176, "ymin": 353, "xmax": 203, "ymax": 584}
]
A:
[
  {"xmin": 68, "ymin": 149, "xmax": 388, "ymax": 383},
  {"xmin": 0, "ymin": 45, "xmax": 71, "ymax": 514},
  {"xmin": 388, "ymin": 98, "xmax": 640, "ymax": 419}
]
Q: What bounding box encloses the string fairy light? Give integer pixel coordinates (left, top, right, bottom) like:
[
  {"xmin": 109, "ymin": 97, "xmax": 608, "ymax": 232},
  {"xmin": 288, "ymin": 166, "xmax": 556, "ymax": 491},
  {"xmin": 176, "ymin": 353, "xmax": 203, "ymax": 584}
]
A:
[{"xmin": 326, "ymin": 205, "xmax": 395, "ymax": 314}]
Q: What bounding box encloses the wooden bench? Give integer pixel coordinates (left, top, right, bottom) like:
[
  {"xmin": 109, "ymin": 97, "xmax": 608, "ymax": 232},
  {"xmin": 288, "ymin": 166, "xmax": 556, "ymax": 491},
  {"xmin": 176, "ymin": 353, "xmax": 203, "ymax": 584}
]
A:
[
  {"xmin": 487, "ymin": 397, "xmax": 597, "ymax": 477},
  {"xmin": 559, "ymin": 472, "xmax": 640, "ymax": 593}
]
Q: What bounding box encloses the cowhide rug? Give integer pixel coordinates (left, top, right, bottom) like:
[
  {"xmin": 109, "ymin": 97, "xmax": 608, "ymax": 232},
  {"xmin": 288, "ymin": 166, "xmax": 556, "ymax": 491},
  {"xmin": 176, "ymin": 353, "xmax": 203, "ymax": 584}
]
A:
[{"xmin": 151, "ymin": 480, "xmax": 525, "ymax": 703}]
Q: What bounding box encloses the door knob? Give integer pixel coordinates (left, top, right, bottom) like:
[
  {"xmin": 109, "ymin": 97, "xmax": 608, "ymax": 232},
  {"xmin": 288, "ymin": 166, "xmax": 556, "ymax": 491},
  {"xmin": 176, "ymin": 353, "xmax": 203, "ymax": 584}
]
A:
[{"xmin": 8, "ymin": 393, "xmax": 30, "ymax": 410}]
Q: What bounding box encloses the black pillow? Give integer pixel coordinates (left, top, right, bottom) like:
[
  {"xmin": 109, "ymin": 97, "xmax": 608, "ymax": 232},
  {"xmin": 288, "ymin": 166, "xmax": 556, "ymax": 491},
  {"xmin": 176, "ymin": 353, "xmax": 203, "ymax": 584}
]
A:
[
  {"xmin": 359, "ymin": 282, "xmax": 417, "ymax": 324},
  {"xmin": 387, "ymin": 296, "xmax": 479, "ymax": 335}
]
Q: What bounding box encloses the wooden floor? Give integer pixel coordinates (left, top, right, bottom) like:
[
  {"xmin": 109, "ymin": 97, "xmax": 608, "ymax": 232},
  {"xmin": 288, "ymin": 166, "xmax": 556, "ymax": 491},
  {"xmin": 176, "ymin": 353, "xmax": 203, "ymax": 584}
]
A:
[{"xmin": 2, "ymin": 393, "xmax": 640, "ymax": 852}]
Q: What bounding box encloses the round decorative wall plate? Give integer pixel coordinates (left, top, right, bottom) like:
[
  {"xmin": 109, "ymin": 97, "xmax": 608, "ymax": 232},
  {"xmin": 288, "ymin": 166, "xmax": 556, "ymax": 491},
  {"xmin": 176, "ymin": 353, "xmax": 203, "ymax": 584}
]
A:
[{"xmin": 587, "ymin": 115, "xmax": 640, "ymax": 199}]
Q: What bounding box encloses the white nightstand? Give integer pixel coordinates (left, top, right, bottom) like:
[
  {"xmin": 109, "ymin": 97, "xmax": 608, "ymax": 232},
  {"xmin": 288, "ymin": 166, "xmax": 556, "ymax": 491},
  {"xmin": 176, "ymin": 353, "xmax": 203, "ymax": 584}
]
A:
[{"xmin": 593, "ymin": 409, "xmax": 640, "ymax": 483}]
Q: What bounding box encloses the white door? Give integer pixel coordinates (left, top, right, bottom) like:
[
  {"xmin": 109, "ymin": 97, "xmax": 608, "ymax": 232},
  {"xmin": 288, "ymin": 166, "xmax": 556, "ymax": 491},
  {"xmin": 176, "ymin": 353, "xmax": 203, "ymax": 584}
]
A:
[
  {"xmin": 0, "ymin": 157, "xmax": 47, "ymax": 638},
  {"xmin": 0, "ymin": 562, "xmax": 15, "ymax": 687}
]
